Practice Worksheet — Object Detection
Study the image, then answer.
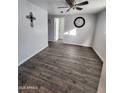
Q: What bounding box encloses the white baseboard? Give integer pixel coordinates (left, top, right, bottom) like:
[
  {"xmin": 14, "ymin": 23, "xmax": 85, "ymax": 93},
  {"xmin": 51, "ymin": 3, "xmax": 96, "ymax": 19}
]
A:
[
  {"xmin": 92, "ymin": 47, "xmax": 105, "ymax": 63},
  {"xmin": 48, "ymin": 40, "xmax": 53, "ymax": 41},
  {"xmin": 18, "ymin": 45, "xmax": 48, "ymax": 66},
  {"xmin": 63, "ymin": 41, "xmax": 92, "ymax": 47}
]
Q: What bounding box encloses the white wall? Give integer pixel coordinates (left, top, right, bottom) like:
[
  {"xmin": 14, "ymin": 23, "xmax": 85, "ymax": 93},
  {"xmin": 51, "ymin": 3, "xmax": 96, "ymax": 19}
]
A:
[
  {"xmin": 18, "ymin": 0, "xmax": 48, "ymax": 66},
  {"xmin": 92, "ymin": 10, "xmax": 106, "ymax": 62},
  {"xmin": 63, "ymin": 14, "xmax": 96, "ymax": 47},
  {"xmin": 92, "ymin": 10, "xmax": 106, "ymax": 93}
]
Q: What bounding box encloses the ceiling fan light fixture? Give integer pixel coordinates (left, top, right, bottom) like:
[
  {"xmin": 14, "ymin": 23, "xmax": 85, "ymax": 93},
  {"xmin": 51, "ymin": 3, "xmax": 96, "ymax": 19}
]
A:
[{"xmin": 60, "ymin": 11, "xmax": 63, "ymax": 13}]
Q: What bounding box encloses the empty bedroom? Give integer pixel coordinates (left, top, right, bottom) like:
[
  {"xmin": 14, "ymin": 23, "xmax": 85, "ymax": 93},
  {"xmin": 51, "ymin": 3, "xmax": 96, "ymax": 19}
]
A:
[{"xmin": 18, "ymin": 0, "xmax": 106, "ymax": 93}]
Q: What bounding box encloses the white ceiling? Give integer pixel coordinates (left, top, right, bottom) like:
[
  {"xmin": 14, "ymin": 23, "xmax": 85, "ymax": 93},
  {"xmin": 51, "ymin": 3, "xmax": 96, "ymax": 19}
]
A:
[{"xmin": 27, "ymin": 0, "xmax": 106, "ymax": 15}]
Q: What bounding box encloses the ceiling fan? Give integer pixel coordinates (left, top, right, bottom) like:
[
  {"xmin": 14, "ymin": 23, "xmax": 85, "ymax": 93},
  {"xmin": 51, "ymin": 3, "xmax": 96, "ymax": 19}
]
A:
[{"xmin": 58, "ymin": 0, "xmax": 89, "ymax": 12}]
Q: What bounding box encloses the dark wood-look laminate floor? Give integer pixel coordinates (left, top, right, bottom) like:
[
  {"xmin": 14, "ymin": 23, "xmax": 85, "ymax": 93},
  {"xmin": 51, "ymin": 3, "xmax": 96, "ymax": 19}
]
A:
[{"xmin": 19, "ymin": 41, "xmax": 103, "ymax": 93}]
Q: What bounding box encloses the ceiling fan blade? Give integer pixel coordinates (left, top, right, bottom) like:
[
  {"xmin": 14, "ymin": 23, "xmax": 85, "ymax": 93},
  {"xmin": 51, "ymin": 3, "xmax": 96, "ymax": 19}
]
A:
[
  {"xmin": 75, "ymin": 7, "xmax": 83, "ymax": 10},
  {"xmin": 58, "ymin": 7, "xmax": 68, "ymax": 8},
  {"xmin": 65, "ymin": 0, "xmax": 75, "ymax": 7},
  {"xmin": 66, "ymin": 8, "xmax": 71, "ymax": 12},
  {"xmin": 75, "ymin": 1, "xmax": 88, "ymax": 6}
]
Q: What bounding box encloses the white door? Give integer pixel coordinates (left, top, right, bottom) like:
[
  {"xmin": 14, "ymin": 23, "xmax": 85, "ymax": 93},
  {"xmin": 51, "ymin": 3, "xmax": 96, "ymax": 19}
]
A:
[
  {"xmin": 54, "ymin": 18, "xmax": 59, "ymax": 41},
  {"xmin": 59, "ymin": 18, "xmax": 64, "ymax": 40}
]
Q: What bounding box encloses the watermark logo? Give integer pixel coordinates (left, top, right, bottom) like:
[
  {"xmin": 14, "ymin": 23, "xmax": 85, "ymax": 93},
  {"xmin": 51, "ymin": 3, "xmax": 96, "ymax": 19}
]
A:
[{"xmin": 19, "ymin": 86, "xmax": 38, "ymax": 90}]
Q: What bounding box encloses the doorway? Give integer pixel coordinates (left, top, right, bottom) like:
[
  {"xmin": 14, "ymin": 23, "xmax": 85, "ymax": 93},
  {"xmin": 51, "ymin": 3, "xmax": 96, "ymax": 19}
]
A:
[{"xmin": 54, "ymin": 17, "xmax": 64, "ymax": 43}]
